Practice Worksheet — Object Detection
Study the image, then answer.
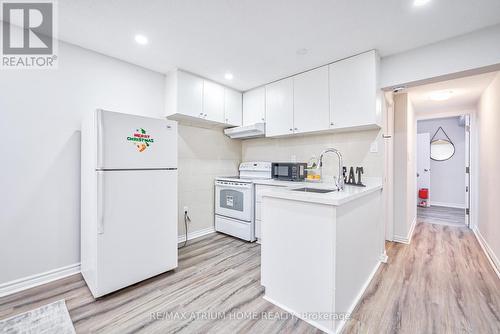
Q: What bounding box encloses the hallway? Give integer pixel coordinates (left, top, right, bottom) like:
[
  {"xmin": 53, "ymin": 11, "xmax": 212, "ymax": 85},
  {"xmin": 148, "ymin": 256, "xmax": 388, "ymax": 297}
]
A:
[
  {"xmin": 344, "ymin": 218, "xmax": 500, "ymax": 333},
  {"xmin": 417, "ymin": 206, "xmax": 465, "ymax": 227}
]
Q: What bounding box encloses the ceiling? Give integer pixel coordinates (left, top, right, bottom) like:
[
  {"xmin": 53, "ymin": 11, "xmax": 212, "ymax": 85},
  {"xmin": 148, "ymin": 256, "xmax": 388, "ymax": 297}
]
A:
[
  {"xmin": 57, "ymin": 0, "xmax": 500, "ymax": 91},
  {"xmin": 408, "ymin": 71, "xmax": 497, "ymax": 113}
]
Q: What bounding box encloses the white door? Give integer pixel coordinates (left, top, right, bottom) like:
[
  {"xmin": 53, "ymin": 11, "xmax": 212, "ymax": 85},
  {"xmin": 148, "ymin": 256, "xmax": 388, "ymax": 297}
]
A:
[
  {"xmin": 417, "ymin": 133, "xmax": 431, "ymax": 205},
  {"xmin": 203, "ymin": 80, "xmax": 225, "ymax": 123},
  {"xmin": 177, "ymin": 71, "xmax": 204, "ymax": 118},
  {"xmin": 265, "ymin": 78, "xmax": 294, "ymax": 137},
  {"xmin": 224, "ymin": 88, "xmax": 242, "ymax": 126},
  {"xmin": 242, "ymin": 87, "xmax": 266, "ymax": 125},
  {"xmin": 96, "ymin": 110, "xmax": 177, "ymax": 169},
  {"xmin": 293, "ymin": 66, "xmax": 330, "ymax": 134},
  {"xmin": 95, "ymin": 169, "xmax": 177, "ymax": 297},
  {"xmin": 329, "ymin": 51, "xmax": 377, "ymax": 128}
]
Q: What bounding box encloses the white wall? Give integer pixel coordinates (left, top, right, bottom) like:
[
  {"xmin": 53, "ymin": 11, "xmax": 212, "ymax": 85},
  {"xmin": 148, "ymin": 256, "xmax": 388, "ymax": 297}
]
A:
[
  {"xmin": 476, "ymin": 72, "xmax": 500, "ymax": 271},
  {"xmin": 381, "ymin": 24, "xmax": 500, "ymax": 89},
  {"xmin": 242, "ymin": 129, "xmax": 384, "ymax": 179},
  {"xmin": 0, "ymin": 41, "xmax": 166, "ymax": 285},
  {"xmin": 178, "ymin": 125, "xmax": 241, "ymax": 239},
  {"xmin": 417, "ymin": 117, "xmax": 466, "ymax": 208},
  {"xmin": 393, "ymin": 93, "xmax": 417, "ymax": 242}
]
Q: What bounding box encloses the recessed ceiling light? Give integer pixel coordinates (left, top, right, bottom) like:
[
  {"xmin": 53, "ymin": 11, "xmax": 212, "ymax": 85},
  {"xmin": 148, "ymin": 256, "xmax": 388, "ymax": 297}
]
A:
[
  {"xmin": 429, "ymin": 90, "xmax": 453, "ymax": 101},
  {"xmin": 413, "ymin": 0, "xmax": 431, "ymax": 7},
  {"xmin": 296, "ymin": 48, "xmax": 308, "ymax": 56},
  {"xmin": 224, "ymin": 72, "xmax": 234, "ymax": 80},
  {"xmin": 134, "ymin": 34, "xmax": 148, "ymax": 45}
]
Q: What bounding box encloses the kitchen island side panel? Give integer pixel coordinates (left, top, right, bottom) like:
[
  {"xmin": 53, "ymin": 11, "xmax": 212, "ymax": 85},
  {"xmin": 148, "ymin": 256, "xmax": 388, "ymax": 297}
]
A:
[{"xmin": 334, "ymin": 190, "xmax": 383, "ymax": 316}]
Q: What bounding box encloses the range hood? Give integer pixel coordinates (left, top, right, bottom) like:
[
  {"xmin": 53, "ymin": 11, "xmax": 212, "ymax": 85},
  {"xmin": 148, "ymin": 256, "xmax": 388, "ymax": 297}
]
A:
[{"xmin": 224, "ymin": 122, "xmax": 265, "ymax": 139}]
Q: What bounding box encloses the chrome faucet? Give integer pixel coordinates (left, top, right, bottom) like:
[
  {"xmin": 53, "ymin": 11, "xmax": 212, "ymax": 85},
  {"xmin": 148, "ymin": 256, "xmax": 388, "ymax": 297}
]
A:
[{"xmin": 319, "ymin": 148, "xmax": 345, "ymax": 191}]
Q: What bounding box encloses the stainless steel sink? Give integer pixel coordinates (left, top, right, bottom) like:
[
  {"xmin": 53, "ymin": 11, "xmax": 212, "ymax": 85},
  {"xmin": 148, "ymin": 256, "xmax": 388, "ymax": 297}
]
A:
[{"xmin": 291, "ymin": 187, "xmax": 337, "ymax": 193}]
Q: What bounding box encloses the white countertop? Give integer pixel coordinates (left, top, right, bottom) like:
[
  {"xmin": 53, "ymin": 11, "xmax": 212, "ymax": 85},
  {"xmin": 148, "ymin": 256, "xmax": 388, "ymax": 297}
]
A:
[{"xmin": 259, "ymin": 177, "xmax": 383, "ymax": 206}]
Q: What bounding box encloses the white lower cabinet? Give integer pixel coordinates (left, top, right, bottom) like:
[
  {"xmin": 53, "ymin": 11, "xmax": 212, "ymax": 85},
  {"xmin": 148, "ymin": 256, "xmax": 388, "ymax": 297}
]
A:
[{"xmin": 255, "ymin": 184, "xmax": 284, "ymax": 241}]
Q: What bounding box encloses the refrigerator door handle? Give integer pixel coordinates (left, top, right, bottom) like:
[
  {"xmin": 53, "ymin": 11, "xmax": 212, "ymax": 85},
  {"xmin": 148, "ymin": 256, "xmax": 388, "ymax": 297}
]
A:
[{"xmin": 97, "ymin": 172, "xmax": 104, "ymax": 234}]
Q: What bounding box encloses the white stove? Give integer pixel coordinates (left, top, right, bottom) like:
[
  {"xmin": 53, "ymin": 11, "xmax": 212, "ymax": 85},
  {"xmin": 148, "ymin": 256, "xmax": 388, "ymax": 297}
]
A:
[{"xmin": 214, "ymin": 162, "xmax": 272, "ymax": 241}]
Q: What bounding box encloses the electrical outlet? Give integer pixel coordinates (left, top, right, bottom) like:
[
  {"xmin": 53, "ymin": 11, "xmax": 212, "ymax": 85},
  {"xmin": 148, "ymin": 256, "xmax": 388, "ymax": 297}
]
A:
[
  {"xmin": 291, "ymin": 155, "xmax": 297, "ymax": 162},
  {"xmin": 183, "ymin": 206, "xmax": 189, "ymax": 213},
  {"xmin": 370, "ymin": 141, "xmax": 378, "ymax": 153}
]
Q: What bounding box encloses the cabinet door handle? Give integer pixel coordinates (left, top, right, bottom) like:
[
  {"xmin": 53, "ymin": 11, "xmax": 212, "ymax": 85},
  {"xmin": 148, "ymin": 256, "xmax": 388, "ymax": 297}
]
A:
[
  {"xmin": 294, "ymin": 128, "xmax": 298, "ymax": 131},
  {"xmin": 330, "ymin": 122, "xmax": 334, "ymax": 126},
  {"xmin": 289, "ymin": 128, "xmax": 293, "ymax": 131},
  {"xmin": 261, "ymin": 118, "xmax": 265, "ymax": 121}
]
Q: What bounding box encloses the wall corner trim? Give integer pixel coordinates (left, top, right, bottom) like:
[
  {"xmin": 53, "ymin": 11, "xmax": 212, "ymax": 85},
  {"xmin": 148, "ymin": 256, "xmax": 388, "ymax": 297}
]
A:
[
  {"xmin": 393, "ymin": 216, "xmax": 417, "ymax": 244},
  {"xmin": 0, "ymin": 263, "xmax": 81, "ymax": 298},
  {"xmin": 472, "ymin": 226, "xmax": 500, "ymax": 279}
]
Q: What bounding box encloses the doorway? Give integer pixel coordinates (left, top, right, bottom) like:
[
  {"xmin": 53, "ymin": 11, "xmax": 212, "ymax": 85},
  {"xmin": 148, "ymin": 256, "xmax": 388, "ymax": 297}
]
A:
[
  {"xmin": 384, "ymin": 71, "xmax": 499, "ymax": 241},
  {"xmin": 416, "ymin": 115, "xmax": 469, "ymax": 227}
]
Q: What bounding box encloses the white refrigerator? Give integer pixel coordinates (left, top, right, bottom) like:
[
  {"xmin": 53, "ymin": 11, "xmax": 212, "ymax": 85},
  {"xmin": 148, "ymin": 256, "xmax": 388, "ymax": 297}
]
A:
[{"xmin": 81, "ymin": 109, "xmax": 178, "ymax": 298}]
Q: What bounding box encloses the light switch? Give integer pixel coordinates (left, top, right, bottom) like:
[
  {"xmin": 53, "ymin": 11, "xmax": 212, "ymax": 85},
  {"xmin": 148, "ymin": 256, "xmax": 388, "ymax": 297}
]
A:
[{"xmin": 370, "ymin": 141, "xmax": 378, "ymax": 153}]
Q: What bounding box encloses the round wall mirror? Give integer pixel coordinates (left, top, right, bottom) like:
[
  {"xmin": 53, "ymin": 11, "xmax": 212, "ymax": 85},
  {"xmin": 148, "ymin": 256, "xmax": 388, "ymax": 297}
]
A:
[{"xmin": 430, "ymin": 139, "xmax": 455, "ymax": 161}]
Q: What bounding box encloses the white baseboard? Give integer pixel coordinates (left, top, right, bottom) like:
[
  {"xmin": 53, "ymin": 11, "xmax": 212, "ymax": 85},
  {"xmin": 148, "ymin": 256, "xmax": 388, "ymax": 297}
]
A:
[
  {"xmin": 379, "ymin": 252, "xmax": 388, "ymax": 263},
  {"xmin": 472, "ymin": 226, "xmax": 500, "ymax": 279},
  {"xmin": 0, "ymin": 228, "xmax": 216, "ymax": 298},
  {"xmin": 0, "ymin": 263, "xmax": 81, "ymax": 298},
  {"xmin": 178, "ymin": 226, "xmax": 215, "ymax": 244},
  {"xmin": 430, "ymin": 201, "xmax": 465, "ymax": 209},
  {"xmin": 262, "ymin": 295, "xmax": 335, "ymax": 334},
  {"xmin": 393, "ymin": 216, "xmax": 417, "ymax": 244}
]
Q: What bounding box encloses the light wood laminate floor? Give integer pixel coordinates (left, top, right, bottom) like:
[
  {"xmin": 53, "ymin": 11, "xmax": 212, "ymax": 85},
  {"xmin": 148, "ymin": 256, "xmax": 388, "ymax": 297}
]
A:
[
  {"xmin": 343, "ymin": 221, "xmax": 500, "ymax": 333},
  {"xmin": 1, "ymin": 221, "xmax": 498, "ymax": 333},
  {"xmin": 417, "ymin": 205, "xmax": 466, "ymax": 226},
  {"xmin": 0, "ymin": 234, "xmax": 322, "ymax": 334}
]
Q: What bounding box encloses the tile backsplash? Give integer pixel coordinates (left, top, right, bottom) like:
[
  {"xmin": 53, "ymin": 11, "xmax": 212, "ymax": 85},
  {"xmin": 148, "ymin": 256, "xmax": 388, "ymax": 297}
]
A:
[
  {"xmin": 242, "ymin": 129, "xmax": 384, "ymax": 179},
  {"xmin": 178, "ymin": 125, "xmax": 241, "ymax": 238}
]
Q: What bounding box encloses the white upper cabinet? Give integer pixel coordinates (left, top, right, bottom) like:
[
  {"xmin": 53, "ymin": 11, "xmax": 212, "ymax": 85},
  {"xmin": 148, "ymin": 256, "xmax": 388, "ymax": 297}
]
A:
[
  {"xmin": 165, "ymin": 69, "xmax": 242, "ymax": 127},
  {"xmin": 329, "ymin": 50, "xmax": 379, "ymax": 129},
  {"xmin": 224, "ymin": 88, "xmax": 242, "ymax": 126},
  {"xmin": 293, "ymin": 66, "xmax": 330, "ymax": 134},
  {"xmin": 166, "ymin": 51, "xmax": 380, "ymax": 135},
  {"xmin": 242, "ymin": 87, "xmax": 266, "ymax": 126},
  {"xmin": 170, "ymin": 70, "xmax": 203, "ymax": 118},
  {"xmin": 203, "ymin": 80, "xmax": 225, "ymax": 123},
  {"xmin": 265, "ymin": 78, "xmax": 294, "ymax": 137}
]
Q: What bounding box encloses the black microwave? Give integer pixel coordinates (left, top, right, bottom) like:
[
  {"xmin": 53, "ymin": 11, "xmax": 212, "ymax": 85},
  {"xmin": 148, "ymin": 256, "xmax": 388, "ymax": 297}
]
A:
[{"xmin": 271, "ymin": 162, "xmax": 307, "ymax": 181}]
